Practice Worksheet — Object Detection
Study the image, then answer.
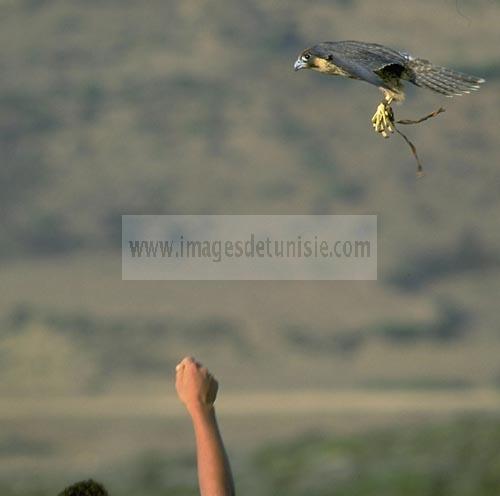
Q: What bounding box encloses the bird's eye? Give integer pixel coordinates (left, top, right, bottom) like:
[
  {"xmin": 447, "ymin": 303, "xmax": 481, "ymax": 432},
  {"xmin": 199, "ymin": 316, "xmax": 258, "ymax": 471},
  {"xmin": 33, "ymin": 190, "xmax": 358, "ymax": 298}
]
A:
[{"xmin": 302, "ymin": 53, "xmax": 311, "ymax": 62}]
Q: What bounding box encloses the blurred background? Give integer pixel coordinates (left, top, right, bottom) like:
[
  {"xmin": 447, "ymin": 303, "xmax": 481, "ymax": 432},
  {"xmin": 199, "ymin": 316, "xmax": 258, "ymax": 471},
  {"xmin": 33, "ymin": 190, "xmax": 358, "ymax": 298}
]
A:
[{"xmin": 1, "ymin": 0, "xmax": 500, "ymax": 494}]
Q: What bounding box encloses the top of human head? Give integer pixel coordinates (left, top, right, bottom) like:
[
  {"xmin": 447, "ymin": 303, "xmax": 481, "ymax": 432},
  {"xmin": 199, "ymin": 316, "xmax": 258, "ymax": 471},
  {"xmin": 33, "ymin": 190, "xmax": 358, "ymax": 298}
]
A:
[{"xmin": 58, "ymin": 479, "xmax": 109, "ymax": 496}]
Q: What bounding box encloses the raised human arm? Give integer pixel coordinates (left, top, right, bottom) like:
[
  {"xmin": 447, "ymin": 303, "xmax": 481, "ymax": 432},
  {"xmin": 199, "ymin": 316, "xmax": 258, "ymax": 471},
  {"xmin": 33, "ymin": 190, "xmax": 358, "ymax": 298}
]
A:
[{"xmin": 175, "ymin": 357, "xmax": 235, "ymax": 496}]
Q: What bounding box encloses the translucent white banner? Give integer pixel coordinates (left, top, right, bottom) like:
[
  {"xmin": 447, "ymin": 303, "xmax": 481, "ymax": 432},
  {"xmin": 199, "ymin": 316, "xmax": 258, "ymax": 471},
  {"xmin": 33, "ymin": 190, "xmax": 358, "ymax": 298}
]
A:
[{"xmin": 122, "ymin": 215, "xmax": 377, "ymax": 280}]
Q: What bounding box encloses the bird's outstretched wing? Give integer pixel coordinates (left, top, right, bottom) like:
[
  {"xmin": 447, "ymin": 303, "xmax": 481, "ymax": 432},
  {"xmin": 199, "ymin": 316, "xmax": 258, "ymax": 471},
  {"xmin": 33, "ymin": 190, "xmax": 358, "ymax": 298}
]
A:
[
  {"xmin": 312, "ymin": 41, "xmax": 410, "ymax": 88},
  {"xmin": 407, "ymin": 58, "xmax": 485, "ymax": 97}
]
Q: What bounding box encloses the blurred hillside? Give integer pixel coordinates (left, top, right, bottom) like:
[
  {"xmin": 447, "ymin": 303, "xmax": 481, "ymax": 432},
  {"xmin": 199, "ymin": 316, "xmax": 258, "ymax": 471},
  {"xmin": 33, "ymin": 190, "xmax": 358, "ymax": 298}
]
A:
[
  {"xmin": 1, "ymin": 0, "xmax": 499, "ymax": 392},
  {"xmin": 1, "ymin": 0, "xmax": 500, "ymax": 259},
  {"xmin": 1, "ymin": 0, "xmax": 500, "ymax": 494}
]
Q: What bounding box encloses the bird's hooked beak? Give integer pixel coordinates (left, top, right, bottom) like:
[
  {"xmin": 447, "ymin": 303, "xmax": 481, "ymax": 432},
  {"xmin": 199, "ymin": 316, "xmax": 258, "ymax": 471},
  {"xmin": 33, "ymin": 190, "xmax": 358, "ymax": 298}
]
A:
[{"xmin": 294, "ymin": 58, "xmax": 307, "ymax": 71}]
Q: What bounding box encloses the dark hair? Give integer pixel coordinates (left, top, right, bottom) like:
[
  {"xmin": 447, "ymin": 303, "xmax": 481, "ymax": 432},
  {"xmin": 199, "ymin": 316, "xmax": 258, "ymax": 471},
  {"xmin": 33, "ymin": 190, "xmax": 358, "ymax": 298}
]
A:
[{"xmin": 58, "ymin": 479, "xmax": 109, "ymax": 496}]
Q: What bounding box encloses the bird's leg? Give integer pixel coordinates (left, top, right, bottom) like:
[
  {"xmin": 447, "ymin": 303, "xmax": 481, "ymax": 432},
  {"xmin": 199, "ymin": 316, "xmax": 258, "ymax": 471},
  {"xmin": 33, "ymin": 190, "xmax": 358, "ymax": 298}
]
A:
[{"xmin": 371, "ymin": 96, "xmax": 395, "ymax": 138}]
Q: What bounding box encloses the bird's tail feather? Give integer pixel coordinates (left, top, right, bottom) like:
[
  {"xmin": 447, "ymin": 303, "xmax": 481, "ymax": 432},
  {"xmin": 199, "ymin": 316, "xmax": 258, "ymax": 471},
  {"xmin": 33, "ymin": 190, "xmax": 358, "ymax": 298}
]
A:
[{"xmin": 409, "ymin": 58, "xmax": 485, "ymax": 97}]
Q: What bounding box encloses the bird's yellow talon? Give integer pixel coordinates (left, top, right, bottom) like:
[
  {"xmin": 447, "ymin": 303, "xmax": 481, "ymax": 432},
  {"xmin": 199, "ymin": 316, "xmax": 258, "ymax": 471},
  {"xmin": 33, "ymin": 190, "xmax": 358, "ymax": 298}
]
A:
[{"xmin": 371, "ymin": 101, "xmax": 395, "ymax": 138}]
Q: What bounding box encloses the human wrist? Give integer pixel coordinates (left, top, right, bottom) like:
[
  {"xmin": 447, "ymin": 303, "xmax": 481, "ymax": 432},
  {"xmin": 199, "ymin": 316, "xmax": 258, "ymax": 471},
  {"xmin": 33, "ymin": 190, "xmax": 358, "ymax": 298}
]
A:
[{"xmin": 186, "ymin": 400, "xmax": 215, "ymax": 420}]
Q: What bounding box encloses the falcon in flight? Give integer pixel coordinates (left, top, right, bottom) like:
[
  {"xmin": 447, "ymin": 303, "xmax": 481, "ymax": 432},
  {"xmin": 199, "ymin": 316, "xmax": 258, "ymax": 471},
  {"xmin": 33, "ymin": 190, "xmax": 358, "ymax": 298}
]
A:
[{"xmin": 294, "ymin": 41, "xmax": 484, "ymax": 138}]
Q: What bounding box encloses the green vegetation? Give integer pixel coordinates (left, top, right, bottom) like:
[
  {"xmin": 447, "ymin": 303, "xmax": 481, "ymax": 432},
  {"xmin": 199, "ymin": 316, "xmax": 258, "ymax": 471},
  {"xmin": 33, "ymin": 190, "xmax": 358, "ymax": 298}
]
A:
[
  {"xmin": 253, "ymin": 416, "xmax": 500, "ymax": 496},
  {"xmin": 2, "ymin": 416, "xmax": 500, "ymax": 496},
  {"xmin": 285, "ymin": 298, "xmax": 469, "ymax": 355}
]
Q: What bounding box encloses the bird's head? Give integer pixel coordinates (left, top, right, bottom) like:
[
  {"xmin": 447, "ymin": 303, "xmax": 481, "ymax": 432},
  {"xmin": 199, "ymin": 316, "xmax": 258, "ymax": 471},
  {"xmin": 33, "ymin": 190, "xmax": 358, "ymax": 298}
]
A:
[
  {"xmin": 294, "ymin": 48, "xmax": 312, "ymax": 71},
  {"xmin": 294, "ymin": 45, "xmax": 335, "ymax": 74}
]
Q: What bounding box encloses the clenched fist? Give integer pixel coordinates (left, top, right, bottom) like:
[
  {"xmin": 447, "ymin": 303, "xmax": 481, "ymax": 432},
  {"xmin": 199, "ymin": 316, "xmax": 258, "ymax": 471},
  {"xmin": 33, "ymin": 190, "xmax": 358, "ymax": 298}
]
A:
[{"xmin": 175, "ymin": 357, "xmax": 219, "ymax": 414}]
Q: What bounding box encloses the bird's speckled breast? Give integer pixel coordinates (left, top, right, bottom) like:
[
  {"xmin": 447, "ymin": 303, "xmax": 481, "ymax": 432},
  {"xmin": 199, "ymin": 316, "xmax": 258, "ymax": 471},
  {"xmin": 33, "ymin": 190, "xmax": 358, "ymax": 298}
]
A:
[{"xmin": 311, "ymin": 57, "xmax": 352, "ymax": 77}]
